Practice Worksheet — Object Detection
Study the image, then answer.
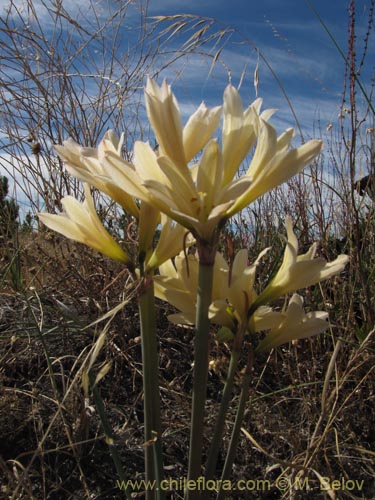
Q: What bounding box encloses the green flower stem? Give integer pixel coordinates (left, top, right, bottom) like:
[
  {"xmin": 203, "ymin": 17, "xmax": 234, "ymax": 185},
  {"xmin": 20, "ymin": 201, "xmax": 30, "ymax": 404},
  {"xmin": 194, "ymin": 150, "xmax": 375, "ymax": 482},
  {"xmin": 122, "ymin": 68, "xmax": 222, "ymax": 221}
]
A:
[
  {"xmin": 216, "ymin": 347, "xmax": 254, "ymax": 500},
  {"xmin": 138, "ymin": 275, "xmax": 165, "ymax": 500},
  {"xmin": 186, "ymin": 255, "xmax": 215, "ymax": 500},
  {"xmin": 88, "ymin": 371, "xmax": 133, "ymax": 500},
  {"xmin": 205, "ymin": 320, "xmax": 247, "ymax": 480},
  {"xmin": 205, "ymin": 352, "xmax": 239, "ymax": 478}
]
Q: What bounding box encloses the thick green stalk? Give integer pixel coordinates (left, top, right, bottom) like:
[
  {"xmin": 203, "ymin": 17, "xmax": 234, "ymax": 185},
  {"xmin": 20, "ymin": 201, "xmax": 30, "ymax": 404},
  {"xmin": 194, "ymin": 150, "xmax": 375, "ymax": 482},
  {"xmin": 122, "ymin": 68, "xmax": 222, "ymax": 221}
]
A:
[
  {"xmin": 138, "ymin": 276, "xmax": 165, "ymax": 500},
  {"xmin": 186, "ymin": 257, "xmax": 215, "ymax": 500},
  {"xmin": 205, "ymin": 320, "xmax": 247, "ymax": 479},
  {"xmin": 205, "ymin": 349, "xmax": 240, "ymax": 479},
  {"xmin": 216, "ymin": 348, "xmax": 253, "ymax": 500}
]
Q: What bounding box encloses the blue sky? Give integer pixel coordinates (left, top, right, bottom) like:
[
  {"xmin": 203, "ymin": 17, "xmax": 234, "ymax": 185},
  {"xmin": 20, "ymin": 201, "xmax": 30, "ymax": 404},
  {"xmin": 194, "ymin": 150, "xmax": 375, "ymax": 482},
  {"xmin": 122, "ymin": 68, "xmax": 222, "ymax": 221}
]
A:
[
  {"xmin": 0, "ymin": 0, "xmax": 374, "ymax": 216},
  {"xmin": 2, "ymin": 0, "xmax": 373, "ymax": 135},
  {"xmin": 143, "ymin": 0, "xmax": 374, "ymax": 138}
]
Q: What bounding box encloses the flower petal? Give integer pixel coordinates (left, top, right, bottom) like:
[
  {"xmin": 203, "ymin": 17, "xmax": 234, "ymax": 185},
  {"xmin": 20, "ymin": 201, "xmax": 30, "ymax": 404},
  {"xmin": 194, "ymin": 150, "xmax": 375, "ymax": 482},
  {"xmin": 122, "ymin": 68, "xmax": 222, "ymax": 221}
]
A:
[
  {"xmin": 228, "ymin": 137, "xmax": 323, "ymax": 216},
  {"xmin": 222, "ymin": 85, "xmax": 259, "ymax": 184},
  {"xmin": 183, "ymin": 102, "xmax": 222, "ymax": 162},
  {"xmin": 196, "ymin": 139, "xmax": 223, "ymax": 211},
  {"xmin": 146, "ymin": 215, "xmax": 194, "ymax": 271},
  {"xmin": 255, "ymin": 218, "xmax": 349, "ymax": 305},
  {"xmin": 38, "ymin": 186, "xmax": 130, "ymax": 264},
  {"xmin": 256, "ymin": 294, "xmax": 330, "ymax": 351},
  {"xmin": 144, "ymin": 77, "xmax": 186, "ymax": 167}
]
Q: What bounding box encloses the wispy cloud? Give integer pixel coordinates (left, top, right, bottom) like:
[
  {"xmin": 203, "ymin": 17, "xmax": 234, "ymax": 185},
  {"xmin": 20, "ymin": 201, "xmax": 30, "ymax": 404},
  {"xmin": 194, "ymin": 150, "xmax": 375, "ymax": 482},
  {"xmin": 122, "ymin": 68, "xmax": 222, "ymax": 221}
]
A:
[{"xmin": 1, "ymin": 0, "xmax": 373, "ymax": 219}]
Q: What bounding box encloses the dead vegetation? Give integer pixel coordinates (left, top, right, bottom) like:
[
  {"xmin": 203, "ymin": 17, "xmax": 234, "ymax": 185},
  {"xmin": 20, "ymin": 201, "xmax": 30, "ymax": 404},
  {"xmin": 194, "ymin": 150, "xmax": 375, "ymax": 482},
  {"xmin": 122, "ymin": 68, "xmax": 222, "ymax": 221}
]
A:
[{"xmin": 1, "ymin": 223, "xmax": 374, "ymax": 499}]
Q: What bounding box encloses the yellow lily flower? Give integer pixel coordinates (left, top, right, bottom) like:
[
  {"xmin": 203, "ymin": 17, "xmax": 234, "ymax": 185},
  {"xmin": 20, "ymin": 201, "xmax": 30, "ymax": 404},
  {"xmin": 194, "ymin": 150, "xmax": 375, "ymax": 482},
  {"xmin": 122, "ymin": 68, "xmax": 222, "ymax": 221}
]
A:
[
  {"xmin": 255, "ymin": 216, "xmax": 349, "ymax": 306},
  {"xmin": 221, "ymin": 86, "xmax": 275, "ymax": 185},
  {"xmin": 56, "ymin": 79, "xmax": 270, "ymax": 239},
  {"xmin": 145, "ymin": 214, "xmax": 195, "ymax": 272},
  {"xmin": 155, "ymin": 254, "xmax": 199, "ymax": 325},
  {"xmin": 54, "ymin": 79, "xmax": 322, "ymax": 243},
  {"xmin": 54, "ymin": 131, "xmax": 139, "ymax": 219},
  {"xmin": 124, "ymin": 81, "xmax": 321, "ymax": 240},
  {"xmin": 155, "ymin": 216, "xmax": 348, "ymax": 345},
  {"xmin": 144, "ymin": 77, "xmax": 222, "ymax": 166},
  {"xmin": 38, "ymin": 185, "xmax": 131, "ymax": 264},
  {"xmin": 155, "ymin": 255, "xmax": 331, "ymax": 351},
  {"xmin": 227, "ymin": 123, "xmax": 323, "ymax": 217},
  {"xmin": 154, "ymin": 247, "xmax": 268, "ymax": 331},
  {"xmin": 47, "ymin": 136, "xmax": 194, "ymax": 272},
  {"xmin": 256, "ymin": 294, "xmax": 329, "ymax": 352},
  {"xmin": 209, "ymin": 248, "xmax": 270, "ymax": 329}
]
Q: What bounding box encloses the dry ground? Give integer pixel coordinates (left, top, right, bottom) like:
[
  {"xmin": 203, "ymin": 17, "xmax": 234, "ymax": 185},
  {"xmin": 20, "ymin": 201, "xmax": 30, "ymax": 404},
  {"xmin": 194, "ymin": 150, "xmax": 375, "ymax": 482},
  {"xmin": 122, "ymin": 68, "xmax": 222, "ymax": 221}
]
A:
[{"xmin": 1, "ymin": 231, "xmax": 374, "ymax": 499}]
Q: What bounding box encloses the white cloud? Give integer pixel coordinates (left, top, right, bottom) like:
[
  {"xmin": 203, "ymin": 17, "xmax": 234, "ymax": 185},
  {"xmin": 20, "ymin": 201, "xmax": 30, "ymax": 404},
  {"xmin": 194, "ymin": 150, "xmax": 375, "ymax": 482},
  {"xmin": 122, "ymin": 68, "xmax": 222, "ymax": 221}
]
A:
[{"xmin": 1, "ymin": 0, "xmax": 371, "ymax": 224}]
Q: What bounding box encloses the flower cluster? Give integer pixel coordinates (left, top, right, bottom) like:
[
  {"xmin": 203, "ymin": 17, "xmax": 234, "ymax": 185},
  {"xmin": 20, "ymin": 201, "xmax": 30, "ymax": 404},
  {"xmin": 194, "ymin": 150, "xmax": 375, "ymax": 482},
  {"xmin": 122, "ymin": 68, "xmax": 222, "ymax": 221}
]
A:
[
  {"xmin": 154, "ymin": 217, "xmax": 348, "ymax": 350},
  {"xmin": 49, "ymin": 78, "xmax": 322, "ymax": 243},
  {"xmin": 39, "ymin": 77, "xmax": 347, "ymax": 349},
  {"xmin": 38, "ymin": 184, "xmax": 131, "ymax": 264}
]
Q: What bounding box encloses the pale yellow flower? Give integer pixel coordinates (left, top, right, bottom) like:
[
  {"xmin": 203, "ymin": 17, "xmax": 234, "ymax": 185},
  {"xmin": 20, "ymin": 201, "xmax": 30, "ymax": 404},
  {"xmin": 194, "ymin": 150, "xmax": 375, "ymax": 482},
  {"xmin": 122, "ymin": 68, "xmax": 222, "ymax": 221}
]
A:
[
  {"xmin": 154, "ymin": 248, "xmax": 268, "ymax": 331},
  {"xmin": 227, "ymin": 123, "xmax": 323, "ymax": 217},
  {"xmin": 144, "ymin": 214, "xmax": 195, "ymax": 272},
  {"xmin": 54, "ymin": 132, "xmax": 195, "ymax": 270},
  {"xmin": 256, "ymin": 294, "xmax": 329, "ymax": 352},
  {"xmin": 65, "ymin": 79, "xmax": 321, "ymax": 242},
  {"xmin": 209, "ymin": 248, "xmax": 269, "ymax": 329},
  {"xmin": 221, "ymin": 86, "xmax": 275, "ymax": 185},
  {"xmin": 155, "ymin": 252, "xmax": 331, "ymax": 351},
  {"xmin": 154, "ymin": 253, "xmax": 198, "ymax": 325},
  {"xmin": 38, "ymin": 185, "xmax": 131, "ymax": 264},
  {"xmin": 141, "ymin": 80, "xmax": 322, "ymax": 237},
  {"xmin": 255, "ymin": 216, "xmax": 349, "ymax": 306},
  {"xmin": 54, "ymin": 131, "xmax": 139, "ymax": 219},
  {"xmin": 144, "ymin": 77, "xmax": 222, "ymax": 166},
  {"xmin": 155, "ymin": 217, "xmax": 348, "ymax": 346},
  {"xmin": 137, "ymin": 81, "xmax": 264, "ymax": 239}
]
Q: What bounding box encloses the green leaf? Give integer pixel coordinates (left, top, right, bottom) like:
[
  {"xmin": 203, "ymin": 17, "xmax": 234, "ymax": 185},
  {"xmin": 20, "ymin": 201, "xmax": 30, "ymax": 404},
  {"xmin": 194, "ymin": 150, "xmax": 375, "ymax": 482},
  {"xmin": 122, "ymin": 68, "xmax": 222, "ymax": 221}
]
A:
[{"xmin": 216, "ymin": 326, "xmax": 234, "ymax": 342}]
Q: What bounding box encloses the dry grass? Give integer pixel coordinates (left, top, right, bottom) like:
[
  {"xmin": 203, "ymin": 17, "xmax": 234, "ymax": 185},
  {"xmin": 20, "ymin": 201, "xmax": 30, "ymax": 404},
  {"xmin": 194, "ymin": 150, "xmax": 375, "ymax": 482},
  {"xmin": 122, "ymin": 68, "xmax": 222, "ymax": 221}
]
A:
[{"xmin": 1, "ymin": 225, "xmax": 374, "ymax": 499}]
